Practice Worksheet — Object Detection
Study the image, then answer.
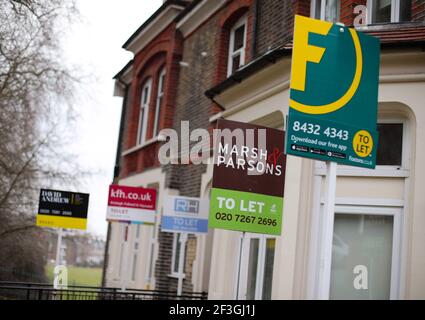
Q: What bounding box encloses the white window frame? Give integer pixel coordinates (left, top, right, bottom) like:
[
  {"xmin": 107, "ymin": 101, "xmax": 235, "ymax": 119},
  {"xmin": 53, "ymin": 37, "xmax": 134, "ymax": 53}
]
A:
[
  {"xmin": 315, "ymin": 204, "xmax": 403, "ymax": 299},
  {"xmin": 227, "ymin": 15, "xmax": 248, "ymax": 77},
  {"xmin": 367, "ymin": 0, "xmax": 410, "ymax": 24},
  {"xmin": 310, "ymin": 0, "xmax": 340, "ymax": 22},
  {"xmin": 314, "ymin": 118, "xmax": 409, "ymax": 177},
  {"xmin": 170, "ymin": 233, "xmax": 186, "ymax": 279},
  {"xmin": 145, "ymin": 227, "xmax": 156, "ymax": 285},
  {"xmin": 236, "ymin": 233, "xmax": 276, "ymax": 300},
  {"xmin": 152, "ymin": 67, "xmax": 166, "ymax": 138},
  {"xmin": 130, "ymin": 224, "xmax": 141, "ymax": 282},
  {"xmin": 308, "ymin": 114, "xmax": 410, "ymax": 300},
  {"xmin": 137, "ymin": 78, "xmax": 152, "ymax": 145},
  {"xmin": 117, "ymin": 224, "xmax": 126, "ymax": 279}
]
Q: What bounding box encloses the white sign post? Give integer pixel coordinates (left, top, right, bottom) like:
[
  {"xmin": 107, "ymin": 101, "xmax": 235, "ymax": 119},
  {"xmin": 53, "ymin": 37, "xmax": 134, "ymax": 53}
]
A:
[
  {"xmin": 120, "ymin": 223, "xmax": 130, "ymax": 292},
  {"xmin": 161, "ymin": 195, "xmax": 209, "ymax": 296},
  {"xmin": 177, "ymin": 233, "xmax": 188, "ymax": 297},
  {"xmin": 55, "ymin": 228, "xmax": 63, "ymax": 267},
  {"xmin": 318, "ymin": 161, "xmax": 337, "ymax": 299}
]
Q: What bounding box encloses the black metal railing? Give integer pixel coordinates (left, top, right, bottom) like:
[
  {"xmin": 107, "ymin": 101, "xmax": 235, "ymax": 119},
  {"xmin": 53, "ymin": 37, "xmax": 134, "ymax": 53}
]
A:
[{"xmin": 0, "ymin": 282, "xmax": 208, "ymax": 300}]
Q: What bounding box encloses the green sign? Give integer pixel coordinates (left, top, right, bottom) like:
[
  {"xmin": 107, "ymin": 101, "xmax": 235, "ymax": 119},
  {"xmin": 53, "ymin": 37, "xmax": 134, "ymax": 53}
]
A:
[
  {"xmin": 286, "ymin": 15, "xmax": 380, "ymax": 169},
  {"xmin": 209, "ymin": 119, "xmax": 286, "ymax": 235}
]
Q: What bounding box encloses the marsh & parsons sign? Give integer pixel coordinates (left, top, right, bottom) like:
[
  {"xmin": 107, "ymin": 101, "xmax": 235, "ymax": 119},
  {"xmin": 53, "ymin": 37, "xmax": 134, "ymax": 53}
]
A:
[{"xmin": 208, "ymin": 119, "xmax": 286, "ymax": 235}]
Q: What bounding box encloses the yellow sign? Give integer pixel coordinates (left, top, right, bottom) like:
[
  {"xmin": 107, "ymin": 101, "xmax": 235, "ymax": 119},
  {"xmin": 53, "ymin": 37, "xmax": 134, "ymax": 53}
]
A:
[
  {"xmin": 37, "ymin": 189, "xmax": 89, "ymax": 230},
  {"xmin": 352, "ymin": 130, "xmax": 373, "ymax": 158},
  {"xmin": 289, "ymin": 15, "xmax": 363, "ymax": 115},
  {"xmin": 36, "ymin": 215, "xmax": 87, "ymax": 230}
]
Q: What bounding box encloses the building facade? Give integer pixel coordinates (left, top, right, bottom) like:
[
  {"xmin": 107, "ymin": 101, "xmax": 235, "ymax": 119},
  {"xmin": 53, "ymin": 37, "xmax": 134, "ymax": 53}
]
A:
[{"xmin": 106, "ymin": 0, "xmax": 425, "ymax": 299}]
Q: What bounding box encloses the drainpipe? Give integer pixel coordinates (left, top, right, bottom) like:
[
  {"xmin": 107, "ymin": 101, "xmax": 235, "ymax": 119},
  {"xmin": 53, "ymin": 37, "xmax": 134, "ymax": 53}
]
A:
[{"xmin": 251, "ymin": 0, "xmax": 259, "ymax": 59}]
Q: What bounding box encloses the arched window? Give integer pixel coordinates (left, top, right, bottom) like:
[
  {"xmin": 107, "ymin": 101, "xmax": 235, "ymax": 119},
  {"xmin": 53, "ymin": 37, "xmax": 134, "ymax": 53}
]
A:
[
  {"xmin": 227, "ymin": 15, "xmax": 248, "ymax": 77},
  {"xmin": 138, "ymin": 78, "xmax": 152, "ymax": 145},
  {"xmin": 153, "ymin": 67, "xmax": 166, "ymax": 138}
]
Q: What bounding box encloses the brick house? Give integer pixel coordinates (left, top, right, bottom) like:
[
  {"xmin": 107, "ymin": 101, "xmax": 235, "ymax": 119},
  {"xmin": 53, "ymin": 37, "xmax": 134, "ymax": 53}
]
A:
[{"xmin": 106, "ymin": 0, "xmax": 425, "ymax": 299}]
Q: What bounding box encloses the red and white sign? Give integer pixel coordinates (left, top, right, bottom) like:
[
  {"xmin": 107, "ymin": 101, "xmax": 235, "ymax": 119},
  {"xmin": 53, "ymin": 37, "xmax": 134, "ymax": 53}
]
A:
[{"xmin": 106, "ymin": 185, "xmax": 157, "ymax": 224}]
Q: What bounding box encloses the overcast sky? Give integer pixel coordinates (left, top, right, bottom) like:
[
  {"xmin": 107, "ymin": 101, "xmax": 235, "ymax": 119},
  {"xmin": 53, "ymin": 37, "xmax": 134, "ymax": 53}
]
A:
[{"xmin": 62, "ymin": 0, "xmax": 163, "ymax": 237}]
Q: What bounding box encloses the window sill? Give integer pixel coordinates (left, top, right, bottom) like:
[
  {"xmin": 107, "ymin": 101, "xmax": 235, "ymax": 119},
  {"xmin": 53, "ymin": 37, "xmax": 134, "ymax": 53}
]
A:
[
  {"xmin": 356, "ymin": 21, "xmax": 423, "ymax": 31},
  {"xmin": 168, "ymin": 272, "xmax": 186, "ymax": 279},
  {"xmin": 314, "ymin": 165, "xmax": 409, "ymax": 178},
  {"xmin": 122, "ymin": 136, "xmax": 160, "ymax": 156}
]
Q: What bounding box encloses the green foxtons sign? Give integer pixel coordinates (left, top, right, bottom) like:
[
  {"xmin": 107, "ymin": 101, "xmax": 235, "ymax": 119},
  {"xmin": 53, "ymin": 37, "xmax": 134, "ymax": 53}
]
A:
[
  {"xmin": 209, "ymin": 119, "xmax": 286, "ymax": 235},
  {"xmin": 286, "ymin": 15, "xmax": 380, "ymax": 168}
]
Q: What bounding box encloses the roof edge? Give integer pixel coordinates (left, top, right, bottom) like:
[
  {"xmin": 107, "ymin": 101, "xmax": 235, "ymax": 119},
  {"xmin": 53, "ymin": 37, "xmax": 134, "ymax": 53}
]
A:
[{"xmin": 122, "ymin": 0, "xmax": 190, "ymax": 50}]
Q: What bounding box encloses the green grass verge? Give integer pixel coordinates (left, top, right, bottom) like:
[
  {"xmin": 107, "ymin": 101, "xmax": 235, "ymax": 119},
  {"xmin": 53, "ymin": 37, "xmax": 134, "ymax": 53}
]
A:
[{"xmin": 45, "ymin": 265, "xmax": 102, "ymax": 287}]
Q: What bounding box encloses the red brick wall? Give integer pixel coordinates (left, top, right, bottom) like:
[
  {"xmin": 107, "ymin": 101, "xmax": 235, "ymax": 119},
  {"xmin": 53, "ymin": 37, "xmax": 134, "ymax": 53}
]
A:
[
  {"xmin": 413, "ymin": 0, "xmax": 425, "ymax": 22},
  {"xmin": 340, "ymin": 0, "xmax": 367, "ymax": 26},
  {"xmin": 293, "ymin": 0, "xmax": 310, "ymax": 16},
  {"xmin": 120, "ymin": 23, "xmax": 183, "ymax": 178}
]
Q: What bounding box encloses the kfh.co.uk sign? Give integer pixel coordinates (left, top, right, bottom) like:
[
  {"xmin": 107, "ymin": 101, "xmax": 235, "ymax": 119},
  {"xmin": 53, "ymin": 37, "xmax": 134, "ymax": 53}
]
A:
[{"xmin": 106, "ymin": 185, "xmax": 157, "ymax": 224}]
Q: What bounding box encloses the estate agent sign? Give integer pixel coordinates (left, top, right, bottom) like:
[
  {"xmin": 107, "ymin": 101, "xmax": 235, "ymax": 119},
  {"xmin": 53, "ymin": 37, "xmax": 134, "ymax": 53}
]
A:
[
  {"xmin": 162, "ymin": 195, "xmax": 209, "ymax": 234},
  {"xmin": 209, "ymin": 119, "xmax": 286, "ymax": 235},
  {"xmin": 106, "ymin": 185, "xmax": 157, "ymax": 224},
  {"xmin": 286, "ymin": 15, "xmax": 380, "ymax": 168},
  {"xmin": 37, "ymin": 189, "xmax": 89, "ymax": 230}
]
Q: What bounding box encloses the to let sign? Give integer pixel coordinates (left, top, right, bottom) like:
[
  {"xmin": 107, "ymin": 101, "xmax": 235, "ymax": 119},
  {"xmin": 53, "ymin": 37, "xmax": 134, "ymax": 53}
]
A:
[
  {"xmin": 106, "ymin": 185, "xmax": 157, "ymax": 224},
  {"xmin": 37, "ymin": 189, "xmax": 89, "ymax": 230},
  {"xmin": 162, "ymin": 196, "xmax": 209, "ymax": 234},
  {"xmin": 208, "ymin": 119, "xmax": 286, "ymax": 235},
  {"xmin": 286, "ymin": 15, "xmax": 380, "ymax": 168}
]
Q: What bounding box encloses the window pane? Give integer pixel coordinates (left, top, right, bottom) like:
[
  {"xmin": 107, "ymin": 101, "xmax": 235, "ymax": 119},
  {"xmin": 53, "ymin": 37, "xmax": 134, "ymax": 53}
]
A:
[
  {"xmin": 159, "ymin": 73, "xmax": 166, "ymax": 93},
  {"xmin": 314, "ymin": 0, "xmax": 322, "ymax": 19},
  {"xmin": 246, "ymin": 239, "xmax": 259, "ymax": 300},
  {"xmin": 131, "ymin": 253, "xmax": 138, "ymax": 281},
  {"xmin": 325, "ymin": 0, "xmax": 339, "ymax": 22},
  {"xmin": 143, "ymin": 86, "xmax": 149, "ymax": 104},
  {"xmin": 330, "ymin": 214, "xmax": 394, "ymax": 300},
  {"xmin": 138, "ymin": 110, "xmax": 145, "ymax": 144},
  {"xmin": 399, "ymin": 0, "xmax": 412, "ymax": 22},
  {"xmin": 262, "ymin": 239, "xmax": 275, "ymax": 300},
  {"xmin": 119, "ymin": 242, "xmax": 124, "ymax": 277},
  {"xmin": 232, "ymin": 54, "xmax": 241, "ymax": 74},
  {"xmin": 376, "ymin": 123, "xmax": 403, "ymax": 166},
  {"xmin": 148, "ymin": 241, "xmax": 155, "ymax": 279},
  {"xmin": 372, "ymin": 0, "xmax": 392, "ymax": 23},
  {"xmin": 174, "ymin": 234, "xmax": 181, "ymax": 273},
  {"xmin": 233, "ymin": 24, "xmax": 245, "ymax": 52}
]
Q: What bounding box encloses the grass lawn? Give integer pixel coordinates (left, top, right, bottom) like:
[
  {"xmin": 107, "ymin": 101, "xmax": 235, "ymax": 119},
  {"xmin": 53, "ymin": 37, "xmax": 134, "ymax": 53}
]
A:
[{"xmin": 45, "ymin": 264, "xmax": 102, "ymax": 287}]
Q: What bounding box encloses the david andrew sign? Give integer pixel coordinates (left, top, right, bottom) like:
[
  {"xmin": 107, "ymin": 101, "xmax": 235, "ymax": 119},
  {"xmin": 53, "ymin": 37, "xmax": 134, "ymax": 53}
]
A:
[
  {"xmin": 209, "ymin": 119, "xmax": 286, "ymax": 235},
  {"xmin": 106, "ymin": 185, "xmax": 157, "ymax": 224},
  {"xmin": 286, "ymin": 15, "xmax": 380, "ymax": 168},
  {"xmin": 37, "ymin": 189, "xmax": 89, "ymax": 230}
]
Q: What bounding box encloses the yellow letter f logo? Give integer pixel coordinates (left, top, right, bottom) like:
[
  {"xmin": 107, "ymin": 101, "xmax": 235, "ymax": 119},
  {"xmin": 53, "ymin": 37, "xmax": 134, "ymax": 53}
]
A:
[
  {"xmin": 291, "ymin": 15, "xmax": 332, "ymax": 92},
  {"xmin": 289, "ymin": 15, "xmax": 363, "ymax": 115}
]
